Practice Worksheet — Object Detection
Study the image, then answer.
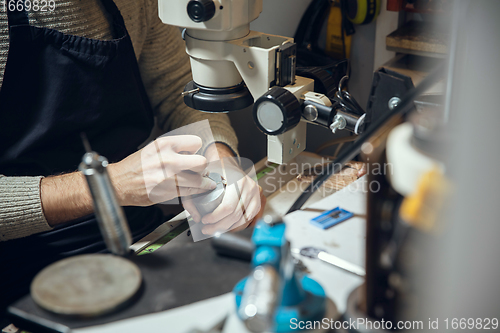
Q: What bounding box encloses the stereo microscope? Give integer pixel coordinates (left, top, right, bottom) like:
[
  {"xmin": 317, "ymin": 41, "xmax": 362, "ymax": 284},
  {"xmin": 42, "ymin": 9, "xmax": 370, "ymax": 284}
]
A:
[{"xmin": 158, "ymin": 0, "xmax": 365, "ymax": 164}]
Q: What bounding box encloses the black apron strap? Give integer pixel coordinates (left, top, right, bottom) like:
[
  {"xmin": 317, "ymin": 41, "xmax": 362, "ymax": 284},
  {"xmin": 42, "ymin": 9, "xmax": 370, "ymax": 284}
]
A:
[
  {"xmin": 6, "ymin": 1, "xmax": 29, "ymax": 29},
  {"xmin": 100, "ymin": 0, "xmax": 128, "ymax": 38}
]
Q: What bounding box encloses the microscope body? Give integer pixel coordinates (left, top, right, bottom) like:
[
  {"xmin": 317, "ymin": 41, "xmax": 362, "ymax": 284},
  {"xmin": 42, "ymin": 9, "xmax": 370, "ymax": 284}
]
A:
[
  {"xmin": 158, "ymin": 0, "xmax": 334, "ymax": 164},
  {"xmin": 159, "ymin": 0, "xmax": 365, "ymax": 164}
]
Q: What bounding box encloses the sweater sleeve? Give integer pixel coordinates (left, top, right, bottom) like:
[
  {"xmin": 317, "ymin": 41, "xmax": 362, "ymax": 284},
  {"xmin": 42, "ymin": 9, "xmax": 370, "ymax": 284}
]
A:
[
  {"xmin": 138, "ymin": 0, "xmax": 239, "ymax": 154},
  {"xmin": 0, "ymin": 175, "xmax": 52, "ymax": 241}
]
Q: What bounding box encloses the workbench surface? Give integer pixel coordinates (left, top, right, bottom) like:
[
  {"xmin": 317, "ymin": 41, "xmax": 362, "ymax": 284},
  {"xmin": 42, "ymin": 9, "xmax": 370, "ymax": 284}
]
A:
[{"xmin": 75, "ymin": 176, "xmax": 367, "ymax": 333}]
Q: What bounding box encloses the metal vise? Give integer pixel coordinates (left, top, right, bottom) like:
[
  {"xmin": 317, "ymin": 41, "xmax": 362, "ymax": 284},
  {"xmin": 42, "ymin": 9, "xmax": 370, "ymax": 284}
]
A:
[{"xmin": 234, "ymin": 217, "xmax": 327, "ymax": 332}]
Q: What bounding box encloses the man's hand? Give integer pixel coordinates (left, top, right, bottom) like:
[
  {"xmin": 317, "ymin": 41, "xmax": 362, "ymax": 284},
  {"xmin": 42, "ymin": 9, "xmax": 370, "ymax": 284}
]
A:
[
  {"xmin": 109, "ymin": 135, "xmax": 216, "ymax": 206},
  {"xmin": 41, "ymin": 135, "xmax": 215, "ymax": 226},
  {"xmin": 183, "ymin": 143, "xmax": 266, "ymax": 235}
]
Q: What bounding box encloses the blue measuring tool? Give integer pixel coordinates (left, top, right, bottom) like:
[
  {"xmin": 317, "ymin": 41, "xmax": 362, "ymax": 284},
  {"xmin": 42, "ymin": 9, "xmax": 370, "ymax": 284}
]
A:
[{"xmin": 310, "ymin": 207, "xmax": 354, "ymax": 229}]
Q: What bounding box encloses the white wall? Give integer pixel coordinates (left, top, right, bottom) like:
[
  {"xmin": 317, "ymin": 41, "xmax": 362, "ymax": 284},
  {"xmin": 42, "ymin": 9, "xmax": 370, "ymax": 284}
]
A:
[{"xmin": 250, "ymin": 0, "xmax": 313, "ymax": 37}]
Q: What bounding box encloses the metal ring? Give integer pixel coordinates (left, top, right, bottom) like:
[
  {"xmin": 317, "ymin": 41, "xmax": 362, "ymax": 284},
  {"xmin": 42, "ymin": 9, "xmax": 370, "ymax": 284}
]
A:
[
  {"xmin": 354, "ymin": 113, "xmax": 366, "ymax": 135},
  {"xmin": 338, "ymin": 75, "xmax": 349, "ymax": 94}
]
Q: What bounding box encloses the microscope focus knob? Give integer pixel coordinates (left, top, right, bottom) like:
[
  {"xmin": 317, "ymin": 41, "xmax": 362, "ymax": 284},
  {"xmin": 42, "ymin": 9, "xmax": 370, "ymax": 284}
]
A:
[
  {"xmin": 253, "ymin": 87, "xmax": 302, "ymax": 136},
  {"xmin": 187, "ymin": 0, "xmax": 216, "ymax": 23}
]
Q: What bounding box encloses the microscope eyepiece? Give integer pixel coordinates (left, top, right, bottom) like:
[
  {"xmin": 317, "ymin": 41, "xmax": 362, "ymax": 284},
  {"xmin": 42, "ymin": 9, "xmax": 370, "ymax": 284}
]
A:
[{"xmin": 187, "ymin": 0, "xmax": 216, "ymax": 23}]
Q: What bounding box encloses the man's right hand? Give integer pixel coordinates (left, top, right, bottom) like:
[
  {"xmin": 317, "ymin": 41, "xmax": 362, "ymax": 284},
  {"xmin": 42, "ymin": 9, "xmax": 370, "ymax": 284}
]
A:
[
  {"xmin": 109, "ymin": 135, "xmax": 216, "ymax": 206},
  {"xmin": 41, "ymin": 135, "xmax": 215, "ymax": 226}
]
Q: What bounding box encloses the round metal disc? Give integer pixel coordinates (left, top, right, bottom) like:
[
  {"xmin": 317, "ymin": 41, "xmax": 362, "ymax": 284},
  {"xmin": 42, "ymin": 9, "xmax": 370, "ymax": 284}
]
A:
[
  {"xmin": 192, "ymin": 172, "xmax": 225, "ymax": 216},
  {"xmin": 31, "ymin": 254, "xmax": 142, "ymax": 317}
]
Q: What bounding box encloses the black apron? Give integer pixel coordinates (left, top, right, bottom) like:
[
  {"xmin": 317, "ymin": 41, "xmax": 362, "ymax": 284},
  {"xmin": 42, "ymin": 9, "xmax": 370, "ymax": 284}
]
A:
[{"xmin": 0, "ymin": 0, "xmax": 166, "ymax": 309}]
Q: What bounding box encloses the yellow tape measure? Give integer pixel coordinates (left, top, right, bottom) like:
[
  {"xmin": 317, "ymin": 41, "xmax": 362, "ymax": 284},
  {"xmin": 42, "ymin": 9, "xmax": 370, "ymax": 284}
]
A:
[
  {"xmin": 326, "ymin": 3, "xmax": 352, "ymax": 59},
  {"xmin": 325, "ymin": 0, "xmax": 380, "ymax": 59},
  {"xmin": 345, "ymin": 0, "xmax": 381, "ymax": 25}
]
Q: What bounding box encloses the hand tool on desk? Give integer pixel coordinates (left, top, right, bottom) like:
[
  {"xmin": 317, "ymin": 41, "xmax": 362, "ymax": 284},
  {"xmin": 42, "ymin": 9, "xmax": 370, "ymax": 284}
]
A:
[
  {"xmin": 293, "ymin": 247, "xmax": 365, "ymax": 277},
  {"xmin": 212, "ymin": 232, "xmax": 254, "ymax": 261},
  {"xmin": 133, "ymin": 217, "xmax": 190, "ymax": 255},
  {"xmin": 212, "ymin": 232, "xmax": 308, "ymax": 273},
  {"xmin": 28, "ymin": 135, "xmax": 142, "ymax": 318},
  {"xmin": 214, "ymin": 234, "xmax": 365, "ymax": 277},
  {"xmin": 79, "ymin": 133, "xmax": 132, "ymax": 256},
  {"xmin": 228, "ymin": 217, "xmax": 338, "ymax": 333},
  {"xmin": 310, "ymin": 207, "xmax": 354, "ymax": 229}
]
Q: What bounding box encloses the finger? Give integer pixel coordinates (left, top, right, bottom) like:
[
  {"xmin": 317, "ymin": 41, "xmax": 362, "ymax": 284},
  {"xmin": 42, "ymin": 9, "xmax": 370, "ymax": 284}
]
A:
[
  {"xmin": 229, "ymin": 215, "xmax": 252, "ymax": 233},
  {"xmin": 230, "ymin": 178, "xmax": 260, "ymax": 220},
  {"xmin": 147, "ymin": 176, "xmax": 214, "ymax": 194},
  {"xmin": 203, "ymin": 202, "xmax": 245, "ymax": 232},
  {"xmin": 201, "ymin": 183, "xmax": 241, "ymax": 224},
  {"xmin": 200, "ymin": 179, "xmax": 260, "ymax": 233},
  {"xmin": 177, "ymin": 186, "xmax": 215, "ymax": 197},
  {"xmin": 156, "ymin": 135, "xmax": 202, "ymax": 154},
  {"xmin": 166, "ymin": 154, "xmax": 208, "ymax": 174},
  {"xmin": 147, "ymin": 183, "xmax": 210, "ymax": 204},
  {"xmin": 241, "ymin": 191, "xmax": 261, "ymax": 221},
  {"xmin": 174, "ymin": 172, "xmax": 216, "ymax": 190},
  {"xmin": 182, "ymin": 198, "xmax": 201, "ymax": 223},
  {"xmin": 232, "ymin": 186, "xmax": 265, "ymax": 231},
  {"xmin": 202, "ymin": 208, "xmax": 247, "ymax": 235}
]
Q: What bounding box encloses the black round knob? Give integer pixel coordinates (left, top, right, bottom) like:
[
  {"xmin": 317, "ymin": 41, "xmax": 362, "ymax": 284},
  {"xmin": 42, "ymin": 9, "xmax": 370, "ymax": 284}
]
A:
[
  {"xmin": 253, "ymin": 87, "xmax": 302, "ymax": 136},
  {"xmin": 187, "ymin": 0, "xmax": 216, "ymax": 23}
]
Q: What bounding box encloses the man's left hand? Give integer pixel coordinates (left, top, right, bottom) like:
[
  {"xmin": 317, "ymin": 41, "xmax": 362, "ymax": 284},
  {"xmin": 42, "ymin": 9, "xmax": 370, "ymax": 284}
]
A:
[{"xmin": 183, "ymin": 143, "xmax": 266, "ymax": 235}]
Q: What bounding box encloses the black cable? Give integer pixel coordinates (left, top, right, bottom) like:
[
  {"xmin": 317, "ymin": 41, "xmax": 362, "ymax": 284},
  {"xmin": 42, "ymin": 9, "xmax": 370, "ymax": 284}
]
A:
[
  {"xmin": 286, "ymin": 65, "xmax": 445, "ymax": 214},
  {"xmin": 339, "ymin": 90, "xmax": 364, "ymax": 114},
  {"xmin": 340, "ymin": 0, "xmax": 347, "ymax": 59},
  {"xmin": 294, "ymin": 0, "xmax": 331, "ymax": 50}
]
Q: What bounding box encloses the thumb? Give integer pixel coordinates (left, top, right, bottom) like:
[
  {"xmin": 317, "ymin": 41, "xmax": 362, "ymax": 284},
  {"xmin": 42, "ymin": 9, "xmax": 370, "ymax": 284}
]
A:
[{"xmin": 182, "ymin": 197, "xmax": 201, "ymax": 223}]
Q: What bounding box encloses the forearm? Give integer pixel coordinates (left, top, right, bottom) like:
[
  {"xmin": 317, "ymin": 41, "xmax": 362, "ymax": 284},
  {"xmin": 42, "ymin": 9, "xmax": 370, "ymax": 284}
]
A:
[{"xmin": 40, "ymin": 172, "xmax": 94, "ymax": 227}]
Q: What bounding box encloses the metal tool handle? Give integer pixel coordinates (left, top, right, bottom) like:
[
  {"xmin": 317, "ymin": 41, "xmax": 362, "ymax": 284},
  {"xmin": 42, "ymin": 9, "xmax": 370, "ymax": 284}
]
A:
[
  {"xmin": 238, "ymin": 265, "xmax": 280, "ymax": 333},
  {"xmin": 79, "ymin": 152, "xmax": 132, "ymax": 256},
  {"xmin": 212, "ymin": 232, "xmax": 254, "ymax": 261}
]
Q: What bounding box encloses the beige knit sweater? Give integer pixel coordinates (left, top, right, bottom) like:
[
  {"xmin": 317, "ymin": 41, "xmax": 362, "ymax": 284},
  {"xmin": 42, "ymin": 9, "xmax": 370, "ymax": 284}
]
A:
[{"xmin": 0, "ymin": 0, "xmax": 239, "ymax": 241}]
